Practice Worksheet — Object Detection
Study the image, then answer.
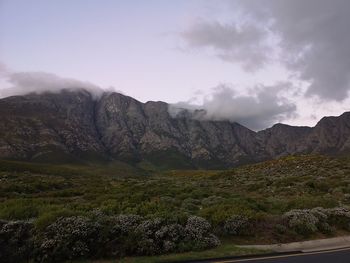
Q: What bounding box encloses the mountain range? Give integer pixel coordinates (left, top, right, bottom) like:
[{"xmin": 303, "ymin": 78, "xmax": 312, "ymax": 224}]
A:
[{"xmin": 1, "ymin": 89, "xmax": 350, "ymax": 168}]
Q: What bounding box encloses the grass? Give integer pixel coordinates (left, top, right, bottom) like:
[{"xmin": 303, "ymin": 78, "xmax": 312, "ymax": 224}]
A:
[{"xmin": 79, "ymin": 242, "xmax": 267, "ymax": 263}]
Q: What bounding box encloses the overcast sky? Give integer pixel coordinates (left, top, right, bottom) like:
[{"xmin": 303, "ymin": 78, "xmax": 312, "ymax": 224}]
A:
[{"xmin": 1, "ymin": 0, "xmax": 350, "ymax": 130}]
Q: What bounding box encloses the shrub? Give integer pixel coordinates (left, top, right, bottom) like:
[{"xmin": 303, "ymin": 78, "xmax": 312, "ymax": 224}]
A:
[
  {"xmin": 155, "ymin": 224, "xmax": 186, "ymax": 252},
  {"xmin": 201, "ymin": 196, "xmax": 225, "ymax": 207},
  {"xmin": 0, "ymin": 199, "xmax": 39, "ymax": 220},
  {"xmin": 185, "ymin": 216, "xmax": 220, "ymax": 250},
  {"xmin": 223, "ymin": 215, "xmax": 250, "ymax": 236},
  {"xmin": 36, "ymin": 216, "xmax": 101, "ymax": 262},
  {"xmin": 310, "ymin": 207, "xmax": 332, "ymax": 234},
  {"xmin": 283, "ymin": 207, "xmax": 350, "ymax": 235},
  {"xmin": 283, "ymin": 209, "xmax": 319, "ymax": 236},
  {"xmin": 0, "ymin": 214, "xmax": 222, "ymax": 261},
  {"xmin": 274, "ymin": 223, "xmax": 288, "ymax": 234},
  {"xmin": 325, "ymin": 207, "xmax": 350, "ymax": 230},
  {"xmin": 134, "ymin": 218, "xmax": 164, "ymax": 255},
  {"xmin": 111, "ymin": 214, "xmax": 143, "ymax": 234},
  {"xmin": 106, "ymin": 214, "xmax": 144, "ymax": 256},
  {"xmin": 0, "ymin": 219, "xmax": 6, "ymax": 229},
  {"xmin": 35, "ymin": 209, "xmax": 77, "ymax": 230},
  {"xmin": 185, "ymin": 216, "xmax": 211, "ymax": 238},
  {"xmin": 181, "ymin": 198, "xmax": 200, "ymax": 212},
  {"xmin": 0, "ymin": 220, "xmax": 34, "ymax": 263}
]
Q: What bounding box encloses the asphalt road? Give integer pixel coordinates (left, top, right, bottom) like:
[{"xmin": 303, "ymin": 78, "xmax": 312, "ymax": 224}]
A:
[{"xmin": 197, "ymin": 247, "xmax": 350, "ymax": 263}]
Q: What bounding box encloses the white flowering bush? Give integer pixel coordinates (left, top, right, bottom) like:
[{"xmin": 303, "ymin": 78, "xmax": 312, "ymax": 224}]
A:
[
  {"xmin": 134, "ymin": 218, "xmax": 164, "ymax": 255},
  {"xmin": 155, "ymin": 223, "xmax": 184, "ymax": 242},
  {"xmin": 0, "ymin": 214, "xmax": 221, "ymax": 261},
  {"xmin": 185, "ymin": 216, "xmax": 211, "ymax": 238},
  {"xmin": 310, "ymin": 207, "xmax": 328, "ymax": 221},
  {"xmin": 310, "ymin": 207, "xmax": 332, "ymax": 233},
  {"xmin": 283, "ymin": 207, "xmax": 350, "ymax": 235},
  {"xmin": 103, "ymin": 215, "xmax": 221, "ymax": 256},
  {"xmin": 36, "ymin": 216, "xmax": 101, "ymax": 262},
  {"xmin": 155, "ymin": 223, "xmax": 186, "ymax": 252},
  {"xmin": 325, "ymin": 207, "xmax": 350, "ymax": 230},
  {"xmin": 223, "ymin": 215, "xmax": 250, "ymax": 236},
  {"xmin": 111, "ymin": 214, "xmax": 143, "ymax": 235},
  {"xmin": 185, "ymin": 216, "xmax": 220, "ymax": 250},
  {"xmin": 0, "ymin": 220, "xmax": 34, "ymax": 263},
  {"xmin": 283, "ymin": 209, "xmax": 319, "ymax": 235},
  {"xmin": 99, "ymin": 214, "xmax": 144, "ymax": 257}
]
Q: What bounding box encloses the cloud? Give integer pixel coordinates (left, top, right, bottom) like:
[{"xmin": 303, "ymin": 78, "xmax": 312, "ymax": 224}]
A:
[
  {"xmin": 169, "ymin": 83, "xmax": 297, "ymax": 130},
  {"xmin": 180, "ymin": 19, "xmax": 272, "ymax": 71},
  {"xmin": 0, "ymin": 69, "xmax": 106, "ymax": 99},
  {"xmin": 240, "ymin": 0, "xmax": 350, "ymax": 101},
  {"xmin": 0, "ymin": 63, "xmax": 11, "ymax": 77},
  {"xmin": 181, "ymin": 0, "xmax": 350, "ymax": 101}
]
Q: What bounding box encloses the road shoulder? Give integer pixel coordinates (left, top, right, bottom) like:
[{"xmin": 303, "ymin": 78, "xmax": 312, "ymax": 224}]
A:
[{"xmin": 237, "ymin": 235, "xmax": 350, "ymax": 253}]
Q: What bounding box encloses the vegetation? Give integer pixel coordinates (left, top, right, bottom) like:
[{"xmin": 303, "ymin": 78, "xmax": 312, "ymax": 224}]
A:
[
  {"xmin": 1, "ymin": 154, "xmax": 350, "ymax": 262},
  {"xmin": 117, "ymin": 242, "xmax": 264, "ymax": 263}
]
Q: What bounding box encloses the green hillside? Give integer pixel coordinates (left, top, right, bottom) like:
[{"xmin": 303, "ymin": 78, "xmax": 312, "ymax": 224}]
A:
[{"xmin": 1, "ymin": 154, "xmax": 350, "ymax": 262}]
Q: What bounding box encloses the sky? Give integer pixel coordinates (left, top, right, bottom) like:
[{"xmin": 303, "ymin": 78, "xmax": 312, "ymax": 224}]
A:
[{"xmin": 1, "ymin": 0, "xmax": 350, "ymax": 130}]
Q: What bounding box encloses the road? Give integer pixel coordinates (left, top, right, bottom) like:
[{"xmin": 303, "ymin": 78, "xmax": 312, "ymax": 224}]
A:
[{"xmin": 194, "ymin": 247, "xmax": 350, "ymax": 263}]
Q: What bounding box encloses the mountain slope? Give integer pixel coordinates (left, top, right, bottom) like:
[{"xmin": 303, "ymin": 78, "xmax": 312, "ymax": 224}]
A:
[
  {"xmin": 0, "ymin": 89, "xmax": 349, "ymax": 168},
  {"xmin": 0, "ymin": 90, "xmax": 105, "ymax": 163}
]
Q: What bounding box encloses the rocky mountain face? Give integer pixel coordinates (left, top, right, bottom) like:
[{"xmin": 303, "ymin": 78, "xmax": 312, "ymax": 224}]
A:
[{"xmin": 1, "ymin": 89, "xmax": 350, "ymax": 168}]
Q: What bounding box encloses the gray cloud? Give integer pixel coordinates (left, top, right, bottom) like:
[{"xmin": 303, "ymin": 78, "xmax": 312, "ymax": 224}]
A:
[
  {"xmin": 169, "ymin": 83, "xmax": 297, "ymax": 130},
  {"xmin": 181, "ymin": 0, "xmax": 350, "ymax": 101},
  {"xmin": 0, "ymin": 70, "xmax": 106, "ymax": 99},
  {"xmin": 243, "ymin": 0, "xmax": 350, "ymax": 101},
  {"xmin": 180, "ymin": 20, "xmax": 271, "ymax": 71}
]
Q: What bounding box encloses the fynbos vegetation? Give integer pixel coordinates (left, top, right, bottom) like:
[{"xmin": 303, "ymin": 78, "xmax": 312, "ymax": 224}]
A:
[
  {"xmin": 1, "ymin": 215, "xmax": 219, "ymax": 262},
  {"xmin": 1, "ymin": 155, "xmax": 350, "ymax": 261}
]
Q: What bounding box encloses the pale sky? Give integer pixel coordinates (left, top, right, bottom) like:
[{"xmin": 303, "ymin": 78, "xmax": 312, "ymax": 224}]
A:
[{"xmin": 1, "ymin": 0, "xmax": 350, "ymax": 130}]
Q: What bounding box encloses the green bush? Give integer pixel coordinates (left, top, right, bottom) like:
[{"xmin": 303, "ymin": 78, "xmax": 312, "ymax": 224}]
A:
[
  {"xmin": 326, "ymin": 207, "xmax": 350, "ymax": 230},
  {"xmin": 283, "ymin": 209, "xmax": 319, "ymax": 236},
  {"xmin": 0, "ymin": 199, "xmax": 39, "ymax": 220},
  {"xmin": 223, "ymin": 215, "xmax": 251, "ymax": 236},
  {"xmin": 34, "ymin": 209, "xmax": 77, "ymax": 230},
  {"xmin": 0, "ymin": 220, "xmax": 35, "ymax": 263}
]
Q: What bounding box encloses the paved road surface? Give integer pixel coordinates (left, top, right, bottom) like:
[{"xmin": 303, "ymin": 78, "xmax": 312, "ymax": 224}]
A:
[{"xmin": 197, "ymin": 247, "xmax": 350, "ymax": 263}]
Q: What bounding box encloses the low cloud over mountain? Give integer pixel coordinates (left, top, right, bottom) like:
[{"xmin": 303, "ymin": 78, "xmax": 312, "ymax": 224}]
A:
[
  {"xmin": 169, "ymin": 83, "xmax": 296, "ymax": 131},
  {"xmin": 0, "ymin": 67, "xmax": 105, "ymax": 99}
]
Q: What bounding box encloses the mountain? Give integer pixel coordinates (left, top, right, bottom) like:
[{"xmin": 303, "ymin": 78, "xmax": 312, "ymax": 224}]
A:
[{"xmin": 1, "ymin": 89, "xmax": 350, "ymax": 168}]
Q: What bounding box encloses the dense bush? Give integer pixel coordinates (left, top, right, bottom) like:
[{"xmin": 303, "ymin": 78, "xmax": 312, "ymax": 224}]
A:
[
  {"xmin": 155, "ymin": 223, "xmax": 186, "ymax": 252},
  {"xmin": 35, "ymin": 216, "xmax": 102, "ymax": 262},
  {"xmin": 283, "ymin": 207, "xmax": 350, "ymax": 235},
  {"xmin": 134, "ymin": 218, "xmax": 164, "ymax": 255},
  {"xmin": 0, "ymin": 214, "xmax": 220, "ymax": 262},
  {"xmin": 133, "ymin": 216, "xmax": 220, "ymax": 255},
  {"xmin": 310, "ymin": 207, "xmax": 332, "ymax": 233},
  {"xmin": 185, "ymin": 216, "xmax": 220, "ymax": 250},
  {"xmin": 283, "ymin": 209, "xmax": 320, "ymax": 235},
  {"xmin": 223, "ymin": 215, "xmax": 250, "ymax": 236},
  {"xmin": 99, "ymin": 214, "xmax": 144, "ymax": 257},
  {"xmin": 0, "ymin": 220, "xmax": 35, "ymax": 263},
  {"xmin": 326, "ymin": 207, "xmax": 350, "ymax": 230},
  {"xmin": 111, "ymin": 214, "xmax": 143, "ymax": 235},
  {"xmin": 1, "ymin": 206, "xmax": 350, "ymax": 262}
]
